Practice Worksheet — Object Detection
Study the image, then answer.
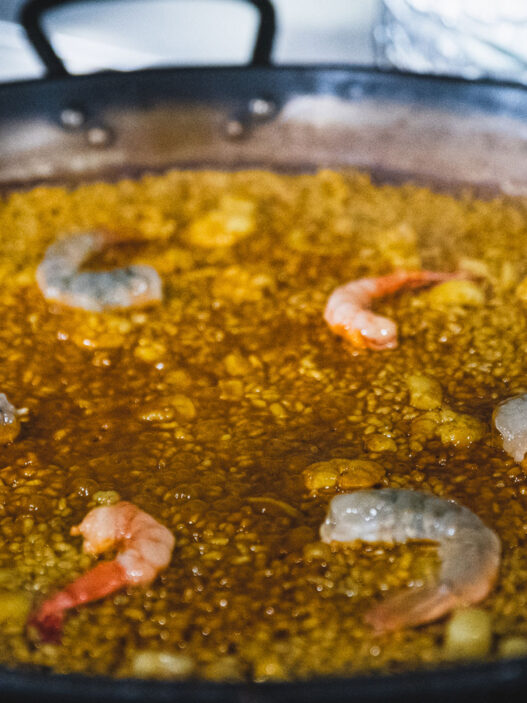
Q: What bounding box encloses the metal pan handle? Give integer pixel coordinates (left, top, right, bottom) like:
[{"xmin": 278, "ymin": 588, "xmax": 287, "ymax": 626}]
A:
[{"xmin": 19, "ymin": 0, "xmax": 276, "ymax": 78}]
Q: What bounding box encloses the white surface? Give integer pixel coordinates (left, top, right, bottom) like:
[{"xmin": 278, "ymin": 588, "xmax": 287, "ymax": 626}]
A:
[
  {"xmin": 377, "ymin": 0, "xmax": 527, "ymax": 83},
  {"xmin": 0, "ymin": 0, "xmax": 381, "ymax": 82}
]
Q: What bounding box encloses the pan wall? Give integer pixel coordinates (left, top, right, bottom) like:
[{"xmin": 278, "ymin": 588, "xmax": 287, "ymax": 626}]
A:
[{"xmin": 0, "ymin": 67, "xmax": 526, "ymax": 194}]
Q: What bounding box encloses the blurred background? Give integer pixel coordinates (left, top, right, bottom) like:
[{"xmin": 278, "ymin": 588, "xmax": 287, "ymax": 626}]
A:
[{"xmin": 1, "ymin": 0, "xmax": 526, "ymax": 84}]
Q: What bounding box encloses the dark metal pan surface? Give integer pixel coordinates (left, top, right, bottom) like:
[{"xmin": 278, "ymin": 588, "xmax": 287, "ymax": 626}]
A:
[{"xmin": 1, "ymin": 66, "xmax": 527, "ymax": 196}]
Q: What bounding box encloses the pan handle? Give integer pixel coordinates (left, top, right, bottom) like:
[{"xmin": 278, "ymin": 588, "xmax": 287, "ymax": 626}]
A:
[{"xmin": 19, "ymin": 0, "xmax": 276, "ymax": 78}]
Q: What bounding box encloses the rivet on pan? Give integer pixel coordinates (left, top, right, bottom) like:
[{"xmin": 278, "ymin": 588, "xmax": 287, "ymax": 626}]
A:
[
  {"xmin": 60, "ymin": 107, "xmax": 86, "ymax": 130},
  {"xmin": 224, "ymin": 119, "xmax": 246, "ymax": 140},
  {"xmin": 85, "ymin": 125, "xmax": 114, "ymax": 148},
  {"xmin": 248, "ymin": 97, "xmax": 276, "ymax": 120}
]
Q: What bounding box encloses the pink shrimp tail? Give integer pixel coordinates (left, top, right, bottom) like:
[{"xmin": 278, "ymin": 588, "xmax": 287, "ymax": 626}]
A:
[
  {"xmin": 27, "ymin": 592, "xmax": 72, "ymax": 644},
  {"xmin": 365, "ymin": 583, "xmax": 458, "ymax": 633},
  {"xmin": 370, "ymin": 270, "xmax": 461, "ymax": 297},
  {"xmin": 325, "ymin": 270, "xmax": 463, "ymax": 351},
  {"xmin": 28, "ymin": 560, "xmax": 127, "ymax": 643}
]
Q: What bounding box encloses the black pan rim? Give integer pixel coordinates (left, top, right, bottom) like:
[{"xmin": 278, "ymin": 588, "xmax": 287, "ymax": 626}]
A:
[
  {"xmin": 2, "ymin": 62, "xmax": 527, "ymax": 92},
  {"xmin": 2, "ymin": 652, "xmax": 527, "ymax": 702},
  {"xmin": 1, "ymin": 64, "xmax": 526, "ymax": 131}
]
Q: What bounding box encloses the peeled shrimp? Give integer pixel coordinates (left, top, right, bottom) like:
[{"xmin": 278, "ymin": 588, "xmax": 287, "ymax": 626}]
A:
[
  {"xmin": 0, "ymin": 393, "xmax": 26, "ymax": 444},
  {"xmin": 29, "ymin": 501, "xmax": 175, "ymax": 642},
  {"xmin": 320, "ymin": 488, "xmax": 500, "ymax": 632},
  {"xmin": 36, "ymin": 231, "xmax": 162, "ymax": 311},
  {"xmin": 493, "ymin": 394, "xmax": 527, "ymax": 462},
  {"xmin": 324, "ymin": 270, "xmax": 460, "ymax": 350}
]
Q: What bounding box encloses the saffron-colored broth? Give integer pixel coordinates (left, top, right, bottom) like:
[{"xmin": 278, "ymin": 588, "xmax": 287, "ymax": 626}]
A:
[{"xmin": 0, "ymin": 169, "xmax": 527, "ymax": 679}]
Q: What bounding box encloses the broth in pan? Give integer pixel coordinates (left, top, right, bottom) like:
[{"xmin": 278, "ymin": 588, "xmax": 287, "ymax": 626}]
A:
[{"xmin": 1, "ymin": 169, "xmax": 527, "ymax": 679}]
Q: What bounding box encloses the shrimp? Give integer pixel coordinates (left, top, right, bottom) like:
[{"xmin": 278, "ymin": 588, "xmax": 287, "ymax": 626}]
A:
[
  {"xmin": 36, "ymin": 231, "xmax": 162, "ymax": 311},
  {"xmin": 28, "ymin": 501, "xmax": 175, "ymax": 642},
  {"xmin": 320, "ymin": 488, "xmax": 501, "ymax": 632},
  {"xmin": 0, "ymin": 393, "xmax": 27, "ymax": 444},
  {"xmin": 493, "ymin": 393, "xmax": 527, "ymax": 462},
  {"xmin": 324, "ymin": 270, "xmax": 460, "ymax": 350}
]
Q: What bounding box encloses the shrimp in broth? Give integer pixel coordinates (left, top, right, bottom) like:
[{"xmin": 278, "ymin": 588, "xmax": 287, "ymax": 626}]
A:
[
  {"xmin": 36, "ymin": 231, "xmax": 162, "ymax": 311},
  {"xmin": 320, "ymin": 489, "xmax": 501, "ymax": 632},
  {"xmin": 29, "ymin": 502, "xmax": 175, "ymax": 642},
  {"xmin": 493, "ymin": 394, "xmax": 527, "ymax": 463},
  {"xmin": 324, "ymin": 270, "xmax": 460, "ymax": 351},
  {"xmin": 0, "ymin": 393, "xmax": 26, "ymax": 444}
]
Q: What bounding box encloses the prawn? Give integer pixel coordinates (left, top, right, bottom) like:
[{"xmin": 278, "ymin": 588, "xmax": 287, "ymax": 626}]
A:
[
  {"xmin": 324, "ymin": 270, "xmax": 460, "ymax": 350},
  {"xmin": 28, "ymin": 501, "xmax": 175, "ymax": 642},
  {"xmin": 320, "ymin": 488, "xmax": 501, "ymax": 632},
  {"xmin": 36, "ymin": 231, "xmax": 162, "ymax": 311},
  {"xmin": 0, "ymin": 393, "xmax": 27, "ymax": 444},
  {"xmin": 493, "ymin": 393, "xmax": 527, "ymax": 463}
]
